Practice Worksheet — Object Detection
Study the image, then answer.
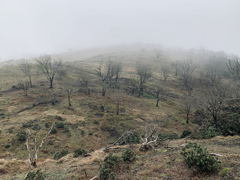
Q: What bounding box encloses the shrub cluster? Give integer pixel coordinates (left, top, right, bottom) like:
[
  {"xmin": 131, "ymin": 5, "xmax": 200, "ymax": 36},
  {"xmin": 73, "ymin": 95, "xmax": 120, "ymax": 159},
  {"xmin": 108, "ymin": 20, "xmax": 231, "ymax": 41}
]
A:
[
  {"xmin": 99, "ymin": 149, "xmax": 136, "ymax": 180},
  {"xmin": 180, "ymin": 130, "xmax": 192, "ymax": 138},
  {"xmin": 73, "ymin": 148, "xmax": 87, "ymax": 158},
  {"xmin": 18, "ymin": 131, "xmax": 27, "ymax": 141},
  {"xmin": 181, "ymin": 142, "xmax": 221, "ymax": 173},
  {"xmin": 54, "ymin": 149, "xmax": 69, "ymax": 160},
  {"xmin": 119, "ymin": 131, "xmax": 140, "ymax": 145},
  {"xmin": 56, "ymin": 122, "xmax": 64, "ymax": 128},
  {"xmin": 24, "ymin": 169, "xmax": 45, "ymax": 180}
]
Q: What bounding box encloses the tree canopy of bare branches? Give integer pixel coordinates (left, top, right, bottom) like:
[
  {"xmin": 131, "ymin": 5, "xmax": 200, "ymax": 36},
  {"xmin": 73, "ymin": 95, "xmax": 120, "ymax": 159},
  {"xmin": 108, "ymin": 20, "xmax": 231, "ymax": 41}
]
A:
[
  {"xmin": 179, "ymin": 60, "xmax": 198, "ymax": 96},
  {"xmin": 36, "ymin": 54, "xmax": 62, "ymax": 88},
  {"xmin": 136, "ymin": 63, "xmax": 152, "ymax": 97},
  {"xmin": 227, "ymin": 58, "xmax": 240, "ymax": 83},
  {"xmin": 19, "ymin": 61, "xmax": 33, "ymax": 87}
]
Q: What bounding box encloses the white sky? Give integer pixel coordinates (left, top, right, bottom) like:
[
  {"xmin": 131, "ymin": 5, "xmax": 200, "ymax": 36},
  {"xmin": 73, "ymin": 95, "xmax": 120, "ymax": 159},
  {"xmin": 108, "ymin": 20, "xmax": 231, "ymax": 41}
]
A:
[{"xmin": 0, "ymin": 0, "xmax": 240, "ymax": 60}]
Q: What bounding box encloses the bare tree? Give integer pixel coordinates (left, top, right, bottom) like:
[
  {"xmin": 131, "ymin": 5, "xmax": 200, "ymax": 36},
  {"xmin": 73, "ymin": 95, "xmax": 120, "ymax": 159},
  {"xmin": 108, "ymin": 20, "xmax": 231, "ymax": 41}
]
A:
[
  {"xmin": 19, "ymin": 61, "xmax": 33, "ymax": 88},
  {"xmin": 161, "ymin": 66, "xmax": 170, "ymax": 82},
  {"xmin": 78, "ymin": 76, "xmax": 91, "ymax": 95},
  {"xmin": 36, "ymin": 54, "xmax": 62, "ymax": 88},
  {"xmin": 182, "ymin": 95, "xmax": 195, "ymax": 123},
  {"xmin": 179, "ymin": 60, "xmax": 198, "ymax": 96},
  {"xmin": 202, "ymin": 84, "xmax": 227, "ymax": 129},
  {"xmin": 226, "ymin": 58, "xmax": 240, "ymax": 82},
  {"xmin": 136, "ymin": 63, "xmax": 152, "ymax": 97},
  {"xmin": 171, "ymin": 60, "xmax": 180, "ymax": 76},
  {"xmin": 18, "ymin": 80, "xmax": 30, "ymax": 96},
  {"xmin": 205, "ymin": 67, "xmax": 221, "ymax": 86},
  {"xmin": 96, "ymin": 60, "xmax": 123, "ymax": 96},
  {"xmin": 155, "ymin": 83, "xmax": 165, "ymax": 107}
]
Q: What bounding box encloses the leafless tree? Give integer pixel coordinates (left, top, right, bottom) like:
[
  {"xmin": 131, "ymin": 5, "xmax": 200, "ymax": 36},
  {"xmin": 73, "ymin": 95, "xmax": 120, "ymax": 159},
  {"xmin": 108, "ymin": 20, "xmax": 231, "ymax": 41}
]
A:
[
  {"xmin": 19, "ymin": 61, "xmax": 33, "ymax": 88},
  {"xmin": 171, "ymin": 60, "xmax": 180, "ymax": 76},
  {"xmin": 78, "ymin": 76, "xmax": 91, "ymax": 95},
  {"xmin": 18, "ymin": 80, "xmax": 30, "ymax": 96},
  {"xmin": 182, "ymin": 95, "xmax": 195, "ymax": 123},
  {"xmin": 226, "ymin": 58, "xmax": 240, "ymax": 82},
  {"xmin": 36, "ymin": 54, "xmax": 62, "ymax": 88},
  {"xmin": 96, "ymin": 60, "xmax": 123, "ymax": 96},
  {"xmin": 202, "ymin": 84, "xmax": 227, "ymax": 129},
  {"xmin": 179, "ymin": 60, "xmax": 198, "ymax": 96},
  {"xmin": 155, "ymin": 83, "xmax": 165, "ymax": 107},
  {"xmin": 136, "ymin": 63, "xmax": 152, "ymax": 97},
  {"xmin": 202, "ymin": 66, "xmax": 222, "ymax": 86},
  {"xmin": 161, "ymin": 66, "xmax": 170, "ymax": 82}
]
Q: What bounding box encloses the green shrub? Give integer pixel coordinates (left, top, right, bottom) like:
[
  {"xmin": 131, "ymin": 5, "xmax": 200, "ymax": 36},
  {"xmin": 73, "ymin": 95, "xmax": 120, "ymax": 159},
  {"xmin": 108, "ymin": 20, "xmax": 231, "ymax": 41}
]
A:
[
  {"xmin": 55, "ymin": 115, "xmax": 63, "ymax": 121},
  {"xmin": 63, "ymin": 126, "xmax": 69, "ymax": 133},
  {"xmin": 45, "ymin": 123, "xmax": 49, "ymax": 128},
  {"xmin": 48, "ymin": 140, "xmax": 53, "ymax": 145},
  {"xmin": 88, "ymin": 132, "xmax": 93, "ymax": 135},
  {"xmin": 5, "ymin": 144, "xmax": 10, "ymax": 148},
  {"xmin": 99, "ymin": 153, "xmax": 121, "ymax": 180},
  {"xmin": 204, "ymin": 126, "xmax": 222, "ymax": 139},
  {"xmin": 50, "ymin": 127, "xmax": 57, "ymax": 134},
  {"xmin": 18, "ymin": 131, "xmax": 27, "ymax": 141},
  {"xmin": 181, "ymin": 130, "xmax": 192, "ymax": 138},
  {"xmin": 56, "ymin": 122, "xmax": 64, "ymax": 128},
  {"xmin": 22, "ymin": 121, "xmax": 33, "ymax": 128},
  {"xmin": 158, "ymin": 133, "xmax": 178, "ymax": 140},
  {"xmin": 81, "ymin": 130, "xmax": 85, "ymax": 135},
  {"xmin": 181, "ymin": 142, "xmax": 221, "ymax": 172},
  {"xmin": 73, "ymin": 148, "xmax": 87, "ymax": 158},
  {"xmin": 94, "ymin": 120, "xmax": 99, "ymax": 125},
  {"xmin": 24, "ymin": 169, "xmax": 45, "ymax": 180},
  {"xmin": 32, "ymin": 123, "xmax": 41, "ymax": 131},
  {"xmin": 119, "ymin": 131, "xmax": 140, "ymax": 145},
  {"xmin": 121, "ymin": 148, "xmax": 136, "ymax": 163},
  {"xmin": 54, "ymin": 149, "xmax": 69, "ymax": 160},
  {"xmin": 99, "ymin": 164, "xmax": 116, "ymax": 180}
]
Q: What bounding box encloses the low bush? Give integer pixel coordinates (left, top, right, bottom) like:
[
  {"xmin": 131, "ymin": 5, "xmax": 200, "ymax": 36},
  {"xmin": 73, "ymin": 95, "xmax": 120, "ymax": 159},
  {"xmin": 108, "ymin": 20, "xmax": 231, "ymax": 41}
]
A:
[
  {"xmin": 181, "ymin": 142, "xmax": 221, "ymax": 172},
  {"xmin": 24, "ymin": 169, "xmax": 45, "ymax": 180},
  {"xmin": 121, "ymin": 148, "xmax": 136, "ymax": 163},
  {"xmin": 54, "ymin": 149, "xmax": 69, "ymax": 160},
  {"xmin": 5, "ymin": 144, "xmax": 10, "ymax": 148},
  {"xmin": 18, "ymin": 131, "xmax": 27, "ymax": 141},
  {"xmin": 99, "ymin": 153, "xmax": 121, "ymax": 180},
  {"xmin": 158, "ymin": 133, "xmax": 178, "ymax": 140},
  {"xmin": 22, "ymin": 121, "xmax": 33, "ymax": 128},
  {"xmin": 50, "ymin": 127, "xmax": 57, "ymax": 134},
  {"xmin": 119, "ymin": 131, "xmax": 140, "ymax": 145},
  {"xmin": 73, "ymin": 148, "xmax": 87, "ymax": 158},
  {"xmin": 32, "ymin": 123, "xmax": 41, "ymax": 131},
  {"xmin": 180, "ymin": 130, "xmax": 192, "ymax": 138},
  {"xmin": 56, "ymin": 122, "xmax": 64, "ymax": 128}
]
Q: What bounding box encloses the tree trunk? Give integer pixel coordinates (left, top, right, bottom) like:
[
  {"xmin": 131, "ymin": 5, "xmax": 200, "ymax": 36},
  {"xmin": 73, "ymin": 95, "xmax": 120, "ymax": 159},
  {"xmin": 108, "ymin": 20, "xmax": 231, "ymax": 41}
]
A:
[
  {"xmin": 102, "ymin": 87, "xmax": 106, "ymax": 96},
  {"xmin": 156, "ymin": 99, "xmax": 160, "ymax": 107},
  {"xmin": 186, "ymin": 112, "xmax": 189, "ymax": 123},
  {"xmin": 116, "ymin": 102, "xmax": 119, "ymax": 115},
  {"xmin": 68, "ymin": 95, "xmax": 71, "ymax": 106},
  {"xmin": 50, "ymin": 79, "xmax": 53, "ymax": 89},
  {"xmin": 29, "ymin": 76, "xmax": 33, "ymax": 88}
]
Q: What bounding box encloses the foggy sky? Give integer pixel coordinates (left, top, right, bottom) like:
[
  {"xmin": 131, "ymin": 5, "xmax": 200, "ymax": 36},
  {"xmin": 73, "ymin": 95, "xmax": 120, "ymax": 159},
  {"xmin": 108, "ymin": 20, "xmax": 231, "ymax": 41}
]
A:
[{"xmin": 0, "ymin": 0, "xmax": 240, "ymax": 60}]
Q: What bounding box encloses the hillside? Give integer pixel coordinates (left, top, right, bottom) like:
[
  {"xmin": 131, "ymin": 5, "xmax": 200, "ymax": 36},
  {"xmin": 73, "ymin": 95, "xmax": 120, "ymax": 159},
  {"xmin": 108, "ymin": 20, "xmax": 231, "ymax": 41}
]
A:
[{"xmin": 0, "ymin": 46, "xmax": 240, "ymax": 179}]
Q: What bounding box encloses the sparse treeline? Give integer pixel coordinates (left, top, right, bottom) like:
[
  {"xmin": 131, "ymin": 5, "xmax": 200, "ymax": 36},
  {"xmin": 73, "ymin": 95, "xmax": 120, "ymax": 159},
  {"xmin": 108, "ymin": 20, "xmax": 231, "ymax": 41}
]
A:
[{"xmin": 12, "ymin": 47, "xmax": 240, "ymax": 137}]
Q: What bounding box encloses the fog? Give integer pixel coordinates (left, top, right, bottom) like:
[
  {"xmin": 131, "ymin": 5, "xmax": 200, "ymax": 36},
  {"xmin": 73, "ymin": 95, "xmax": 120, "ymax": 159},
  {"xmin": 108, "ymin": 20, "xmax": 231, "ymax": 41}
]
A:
[{"xmin": 0, "ymin": 0, "xmax": 240, "ymax": 61}]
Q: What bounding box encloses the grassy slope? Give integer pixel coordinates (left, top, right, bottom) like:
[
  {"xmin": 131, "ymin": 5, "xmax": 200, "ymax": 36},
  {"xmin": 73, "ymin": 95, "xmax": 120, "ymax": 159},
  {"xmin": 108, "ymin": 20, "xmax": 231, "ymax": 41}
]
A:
[{"xmin": 0, "ymin": 49, "xmax": 239, "ymax": 179}]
